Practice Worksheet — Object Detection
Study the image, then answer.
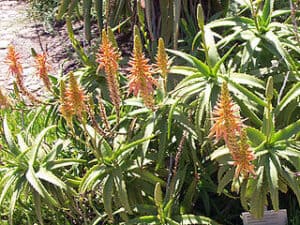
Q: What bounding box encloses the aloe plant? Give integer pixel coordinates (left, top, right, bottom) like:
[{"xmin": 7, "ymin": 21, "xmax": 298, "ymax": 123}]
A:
[
  {"xmin": 168, "ymin": 4, "xmax": 266, "ymax": 138},
  {"xmin": 0, "ymin": 115, "xmax": 84, "ymax": 225},
  {"xmin": 212, "ymin": 77, "xmax": 300, "ymax": 219},
  {"xmin": 203, "ymin": 0, "xmax": 300, "ymax": 75}
]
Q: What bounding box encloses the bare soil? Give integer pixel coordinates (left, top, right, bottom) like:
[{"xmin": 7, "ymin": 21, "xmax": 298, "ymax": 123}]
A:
[{"xmin": 0, "ymin": 0, "xmax": 80, "ymax": 95}]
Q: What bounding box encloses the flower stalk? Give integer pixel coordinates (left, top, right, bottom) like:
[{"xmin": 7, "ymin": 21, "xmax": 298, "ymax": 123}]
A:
[
  {"xmin": 128, "ymin": 34, "xmax": 157, "ymax": 109},
  {"xmin": 34, "ymin": 53, "xmax": 52, "ymax": 91},
  {"xmin": 5, "ymin": 45, "xmax": 41, "ymax": 104},
  {"xmin": 59, "ymin": 72, "xmax": 87, "ymax": 124},
  {"xmin": 210, "ymin": 82, "xmax": 256, "ymax": 178},
  {"xmin": 96, "ymin": 29, "xmax": 121, "ymax": 122}
]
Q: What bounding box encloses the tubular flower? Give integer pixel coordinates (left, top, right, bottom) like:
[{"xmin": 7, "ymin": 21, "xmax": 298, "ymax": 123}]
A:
[
  {"xmin": 59, "ymin": 80, "xmax": 73, "ymax": 124},
  {"xmin": 34, "ymin": 53, "xmax": 51, "ymax": 91},
  {"xmin": 209, "ymin": 82, "xmax": 242, "ymax": 142},
  {"xmin": 232, "ymin": 129, "xmax": 256, "ymax": 178},
  {"xmin": 96, "ymin": 29, "xmax": 121, "ymax": 117},
  {"xmin": 5, "ymin": 45, "xmax": 41, "ymax": 104},
  {"xmin": 128, "ymin": 35, "xmax": 157, "ymax": 109},
  {"xmin": 210, "ymin": 82, "xmax": 255, "ymax": 178},
  {"xmin": 65, "ymin": 72, "xmax": 86, "ymax": 118},
  {"xmin": 5, "ymin": 45, "xmax": 23, "ymax": 77}
]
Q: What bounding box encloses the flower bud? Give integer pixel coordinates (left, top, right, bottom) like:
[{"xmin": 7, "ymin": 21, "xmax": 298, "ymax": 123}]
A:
[
  {"xmin": 197, "ymin": 4, "xmax": 205, "ymax": 29},
  {"xmin": 265, "ymin": 76, "xmax": 273, "ymax": 100}
]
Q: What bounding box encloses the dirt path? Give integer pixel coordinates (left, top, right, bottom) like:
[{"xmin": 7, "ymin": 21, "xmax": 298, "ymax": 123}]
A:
[
  {"xmin": 0, "ymin": 0, "xmax": 49, "ymax": 95},
  {"xmin": 0, "ymin": 0, "xmax": 79, "ymax": 97}
]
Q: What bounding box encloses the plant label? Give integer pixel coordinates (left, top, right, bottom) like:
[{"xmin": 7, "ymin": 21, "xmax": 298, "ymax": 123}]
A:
[{"xmin": 242, "ymin": 209, "xmax": 287, "ymax": 225}]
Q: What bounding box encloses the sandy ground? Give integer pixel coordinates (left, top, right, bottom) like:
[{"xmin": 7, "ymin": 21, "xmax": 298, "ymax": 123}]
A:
[{"xmin": 0, "ymin": 0, "xmax": 80, "ymax": 96}]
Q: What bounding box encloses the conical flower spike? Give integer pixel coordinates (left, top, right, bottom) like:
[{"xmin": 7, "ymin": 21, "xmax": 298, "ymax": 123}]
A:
[
  {"xmin": 96, "ymin": 29, "xmax": 121, "ymax": 119},
  {"xmin": 34, "ymin": 53, "xmax": 52, "ymax": 91},
  {"xmin": 59, "ymin": 80, "xmax": 73, "ymax": 124},
  {"xmin": 128, "ymin": 35, "xmax": 157, "ymax": 109},
  {"xmin": 66, "ymin": 72, "xmax": 86, "ymax": 118},
  {"xmin": 209, "ymin": 82, "xmax": 242, "ymax": 142},
  {"xmin": 210, "ymin": 82, "xmax": 256, "ymax": 179},
  {"xmin": 156, "ymin": 38, "xmax": 169, "ymax": 92},
  {"xmin": 156, "ymin": 38, "xmax": 169, "ymax": 79},
  {"xmin": 5, "ymin": 45, "xmax": 41, "ymax": 104},
  {"xmin": 233, "ymin": 129, "xmax": 256, "ymax": 178},
  {"xmin": 5, "ymin": 45, "xmax": 23, "ymax": 77}
]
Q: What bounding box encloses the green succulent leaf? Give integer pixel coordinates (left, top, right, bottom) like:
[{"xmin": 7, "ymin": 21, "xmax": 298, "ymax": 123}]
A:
[
  {"xmin": 9, "ymin": 177, "xmax": 24, "ymax": 225},
  {"xmin": 167, "ymin": 49, "xmax": 210, "ymax": 76},
  {"xmin": 275, "ymin": 82, "xmax": 300, "ymax": 114},
  {"xmin": 246, "ymin": 127, "xmax": 266, "ymax": 147},
  {"xmin": 33, "ymin": 190, "xmax": 44, "ymax": 225},
  {"xmin": 80, "ymin": 165, "xmax": 107, "ymax": 191},
  {"xmin": 3, "ymin": 116, "xmax": 19, "ymax": 156},
  {"xmin": 0, "ymin": 171, "xmax": 17, "ymax": 206},
  {"xmin": 260, "ymin": 0, "xmax": 274, "ymax": 28},
  {"xmin": 175, "ymin": 214, "xmax": 221, "ymax": 225},
  {"xmin": 103, "ymin": 175, "xmax": 114, "ymax": 221},
  {"xmin": 266, "ymin": 157, "xmax": 279, "ymax": 210},
  {"xmin": 26, "ymin": 166, "xmax": 58, "ymax": 207},
  {"xmin": 36, "ymin": 167, "xmax": 67, "ymax": 190},
  {"xmin": 250, "ymin": 166, "xmax": 267, "ymax": 219},
  {"xmin": 29, "ymin": 125, "xmax": 56, "ymax": 166},
  {"xmin": 271, "ymin": 119, "xmax": 300, "ymax": 143},
  {"xmin": 125, "ymin": 215, "xmax": 160, "ymax": 224},
  {"xmin": 113, "ymin": 134, "xmax": 156, "ymax": 160},
  {"xmin": 113, "ymin": 168, "xmax": 132, "ymax": 214}
]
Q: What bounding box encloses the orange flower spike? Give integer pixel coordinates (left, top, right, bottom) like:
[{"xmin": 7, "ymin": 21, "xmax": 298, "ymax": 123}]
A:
[
  {"xmin": 5, "ymin": 45, "xmax": 41, "ymax": 104},
  {"xmin": 233, "ymin": 129, "xmax": 256, "ymax": 178},
  {"xmin": 128, "ymin": 35, "xmax": 157, "ymax": 109},
  {"xmin": 5, "ymin": 45, "xmax": 23, "ymax": 77},
  {"xmin": 209, "ymin": 82, "xmax": 242, "ymax": 142},
  {"xmin": 34, "ymin": 53, "xmax": 52, "ymax": 91},
  {"xmin": 96, "ymin": 29, "xmax": 121, "ymax": 117},
  {"xmin": 67, "ymin": 72, "xmax": 86, "ymax": 117},
  {"xmin": 59, "ymin": 80, "xmax": 74, "ymax": 124},
  {"xmin": 97, "ymin": 29, "xmax": 120, "ymax": 73}
]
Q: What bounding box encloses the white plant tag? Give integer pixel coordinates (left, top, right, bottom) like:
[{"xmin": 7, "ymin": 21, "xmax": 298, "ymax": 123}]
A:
[{"xmin": 242, "ymin": 209, "xmax": 287, "ymax": 225}]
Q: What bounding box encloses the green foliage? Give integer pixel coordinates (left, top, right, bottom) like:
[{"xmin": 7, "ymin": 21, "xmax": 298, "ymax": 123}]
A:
[
  {"xmin": 28, "ymin": 0, "xmax": 60, "ymax": 32},
  {"xmin": 0, "ymin": 111, "xmax": 83, "ymax": 224}
]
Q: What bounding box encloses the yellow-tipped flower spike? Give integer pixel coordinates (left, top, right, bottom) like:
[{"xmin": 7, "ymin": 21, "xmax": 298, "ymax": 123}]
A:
[
  {"xmin": 5, "ymin": 45, "xmax": 23, "ymax": 77},
  {"xmin": 5, "ymin": 45, "xmax": 41, "ymax": 104},
  {"xmin": 156, "ymin": 38, "xmax": 169, "ymax": 79},
  {"xmin": 209, "ymin": 82, "xmax": 242, "ymax": 143},
  {"xmin": 34, "ymin": 53, "xmax": 52, "ymax": 91},
  {"xmin": 128, "ymin": 35, "xmax": 158, "ymax": 109},
  {"xmin": 107, "ymin": 26, "xmax": 118, "ymax": 49},
  {"xmin": 233, "ymin": 129, "xmax": 256, "ymax": 178},
  {"xmin": 66, "ymin": 72, "xmax": 86, "ymax": 118},
  {"xmin": 210, "ymin": 82, "xmax": 256, "ymax": 179},
  {"xmin": 59, "ymin": 80, "xmax": 73, "ymax": 125},
  {"xmin": 96, "ymin": 29, "xmax": 121, "ymax": 118}
]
